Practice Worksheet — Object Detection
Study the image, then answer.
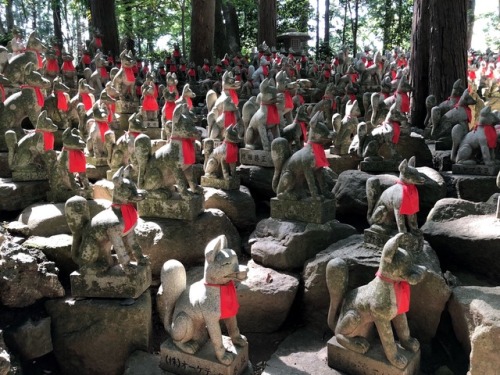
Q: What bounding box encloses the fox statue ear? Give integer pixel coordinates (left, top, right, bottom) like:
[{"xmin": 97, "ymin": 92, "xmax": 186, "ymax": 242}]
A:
[
  {"xmin": 112, "ymin": 166, "xmax": 125, "ymax": 185},
  {"xmin": 205, "ymin": 235, "xmax": 228, "ymax": 263},
  {"xmin": 408, "ymin": 156, "xmax": 416, "ymax": 168},
  {"xmin": 398, "ymin": 158, "xmax": 408, "ymax": 173}
]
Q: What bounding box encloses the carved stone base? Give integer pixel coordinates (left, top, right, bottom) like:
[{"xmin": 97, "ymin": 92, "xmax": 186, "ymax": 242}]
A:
[
  {"xmin": 201, "ymin": 176, "xmax": 240, "ymax": 190},
  {"xmin": 326, "ymin": 153, "xmax": 362, "ymax": 174},
  {"xmin": 160, "ymin": 336, "xmax": 249, "ymax": 375},
  {"xmin": 327, "ymin": 336, "xmax": 420, "ymax": 375},
  {"xmin": 452, "ymin": 164, "xmax": 500, "ymax": 176},
  {"xmin": 270, "ymin": 197, "xmax": 336, "ymax": 224},
  {"xmin": 364, "ymin": 229, "xmax": 423, "ymax": 252},
  {"xmin": 86, "ymin": 156, "xmax": 108, "ymax": 167},
  {"xmin": 70, "ymin": 262, "xmax": 152, "ymax": 299},
  {"xmin": 11, "ymin": 169, "xmax": 48, "ymax": 182},
  {"xmin": 137, "ymin": 194, "xmax": 204, "ymax": 220},
  {"xmin": 0, "ymin": 152, "xmax": 10, "ymax": 178},
  {"xmin": 46, "ymin": 188, "xmax": 92, "ymax": 204},
  {"xmin": 86, "ymin": 164, "xmax": 108, "ymax": 181},
  {"xmin": 239, "ymin": 148, "xmax": 273, "ymax": 167},
  {"xmin": 116, "ymin": 100, "xmax": 139, "ymax": 114},
  {"xmin": 359, "ymin": 160, "xmax": 399, "ymax": 173},
  {"xmin": 144, "ymin": 120, "xmax": 159, "ymax": 128},
  {"xmin": 144, "ymin": 127, "xmax": 162, "ymax": 140}
]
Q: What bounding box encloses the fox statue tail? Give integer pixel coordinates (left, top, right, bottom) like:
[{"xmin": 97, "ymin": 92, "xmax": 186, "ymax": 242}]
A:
[
  {"xmin": 158, "ymin": 260, "xmax": 187, "ymax": 336},
  {"xmin": 271, "ymin": 137, "xmax": 291, "ymax": 193},
  {"xmin": 64, "ymin": 195, "xmax": 91, "ymax": 265},
  {"xmin": 4, "ymin": 130, "xmax": 18, "ymax": 169},
  {"xmin": 366, "ymin": 176, "xmax": 382, "ymax": 224},
  {"xmin": 325, "ymin": 258, "xmax": 349, "ymax": 331}
]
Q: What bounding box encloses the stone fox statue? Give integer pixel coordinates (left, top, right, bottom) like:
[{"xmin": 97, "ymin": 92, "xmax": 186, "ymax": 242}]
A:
[
  {"xmin": 271, "ymin": 111, "xmax": 336, "ymax": 200},
  {"xmin": 65, "ymin": 165, "xmax": 148, "ymax": 270},
  {"xmin": 157, "ymin": 235, "xmax": 248, "ymax": 365},
  {"xmin": 326, "ymin": 233, "xmax": 427, "ymax": 369},
  {"xmin": 366, "ymin": 156, "xmax": 426, "ymax": 235}
]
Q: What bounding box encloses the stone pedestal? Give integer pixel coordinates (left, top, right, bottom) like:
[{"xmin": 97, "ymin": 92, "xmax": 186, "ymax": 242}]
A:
[
  {"xmin": 452, "ymin": 164, "xmax": 500, "ymax": 176},
  {"xmin": 364, "ymin": 229, "xmax": 423, "ymax": 251},
  {"xmin": 116, "ymin": 100, "xmax": 139, "ymax": 114},
  {"xmin": 160, "ymin": 336, "xmax": 249, "ymax": 375},
  {"xmin": 201, "ymin": 176, "xmax": 240, "ymax": 190},
  {"xmin": 70, "ymin": 262, "xmax": 151, "ymax": 299},
  {"xmin": 270, "ymin": 197, "xmax": 336, "ymax": 224},
  {"xmin": 0, "ymin": 178, "xmax": 50, "ymax": 211},
  {"xmin": 327, "ymin": 336, "xmax": 420, "ymax": 375},
  {"xmin": 137, "ymin": 194, "xmax": 204, "ymax": 220},
  {"xmin": 11, "ymin": 169, "xmax": 48, "ymax": 182},
  {"xmin": 86, "ymin": 156, "xmax": 108, "ymax": 167},
  {"xmin": 144, "ymin": 120, "xmax": 159, "ymax": 128},
  {"xmin": 144, "ymin": 127, "xmax": 162, "ymax": 140},
  {"xmin": 326, "ymin": 152, "xmax": 361, "ymax": 174},
  {"xmin": 359, "ymin": 160, "xmax": 399, "ymax": 173},
  {"xmin": 86, "ymin": 163, "xmax": 109, "ymax": 181},
  {"xmin": 239, "ymin": 148, "xmax": 273, "ymax": 167}
]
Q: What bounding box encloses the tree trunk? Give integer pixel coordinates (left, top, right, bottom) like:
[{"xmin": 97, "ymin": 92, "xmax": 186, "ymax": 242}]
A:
[
  {"xmin": 52, "ymin": 0, "xmax": 64, "ymax": 53},
  {"xmin": 258, "ymin": 0, "xmax": 276, "ymax": 48},
  {"xmin": 351, "ymin": 0, "xmax": 359, "ymax": 55},
  {"xmin": 222, "ymin": 1, "xmax": 241, "ymax": 54},
  {"xmin": 181, "ymin": 0, "xmax": 186, "ymax": 57},
  {"xmin": 89, "ymin": 0, "xmax": 120, "ymax": 57},
  {"xmin": 214, "ymin": 0, "xmax": 228, "ymax": 59},
  {"xmin": 342, "ymin": 0, "xmax": 347, "ymax": 46},
  {"xmin": 6, "ymin": 0, "xmax": 14, "ymax": 31},
  {"xmin": 324, "ymin": 0, "xmax": 330, "ymax": 47},
  {"xmin": 316, "ymin": 0, "xmax": 320, "ymax": 55},
  {"xmin": 466, "ymin": 0, "xmax": 475, "ymax": 50},
  {"xmin": 190, "ymin": 0, "xmax": 215, "ymax": 66},
  {"xmin": 382, "ymin": 0, "xmax": 392, "ymax": 51}
]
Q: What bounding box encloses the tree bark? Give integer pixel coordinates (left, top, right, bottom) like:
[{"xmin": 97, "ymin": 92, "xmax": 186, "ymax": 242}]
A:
[
  {"xmin": 466, "ymin": 0, "xmax": 475, "ymax": 50},
  {"xmin": 316, "ymin": 0, "xmax": 320, "ymax": 54},
  {"xmin": 89, "ymin": 0, "xmax": 120, "ymax": 57},
  {"xmin": 222, "ymin": 1, "xmax": 241, "ymax": 54},
  {"xmin": 6, "ymin": 0, "xmax": 14, "ymax": 31},
  {"xmin": 52, "ymin": 0, "xmax": 64, "ymax": 53},
  {"xmin": 190, "ymin": 0, "xmax": 215, "ymax": 66},
  {"xmin": 258, "ymin": 0, "xmax": 276, "ymax": 48},
  {"xmin": 214, "ymin": 0, "xmax": 228, "ymax": 59},
  {"xmin": 324, "ymin": 0, "xmax": 330, "ymax": 47}
]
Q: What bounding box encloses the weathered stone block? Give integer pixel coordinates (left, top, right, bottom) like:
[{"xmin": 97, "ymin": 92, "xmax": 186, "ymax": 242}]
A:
[
  {"xmin": 11, "ymin": 169, "xmax": 48, "ymax": 182},
  {"xmin": 327, "ymin": 337, "xmax": 420, "ymax": 375},
  {"xmin": 452, "ymin": 163, "xmax": 500, "ymax": 176},
  {"xmin": 6, "ymin": 318, "xmax": 52, "ymax": 360},
  {"xmin": 270, "ymin": 197, "xmax": 336, "ymax": 224},
  {"xmin": 160, "ymin": 336, "xmax": 249, "ymax": 375},
  {"xmin": 441, "ymin": 172, "xmax": 499, "ymax": 201},
  {"xmin": 85, "ymin": 156, "xmax": 108, "ymax": 167},
  {"xmin": 364, "ymin": 229, "xmax": 423, "ymax": 251},
  {"xmin": 239, "ymin": 148, "xmax": 273, "ymax": 167},
  {"xmin": 138, "ymin": 194, "xmax": 204, "ymax": 220},
  {"xmin": 359, "ymin": 160, "xmax": 399, "ymax": 173},
  {"xmin": 0, "ymin": 178, "xmax": 50, "ymax": 212},
  {"xmin": 201, "ymin": 175, "xmax": 240, "ymax": 190},
  {"xmin": 116, "ymin": 100, "xmax": 139, "ymax": 114},
  {"xmin": 326, "ymin": 152, "xmax": 362, "ymax": 174}
]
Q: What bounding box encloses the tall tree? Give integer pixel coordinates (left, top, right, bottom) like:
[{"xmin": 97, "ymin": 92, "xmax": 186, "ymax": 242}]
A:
[
  {"xmin": 466, "ymin": 0, "xmax": 475, "ymax": 49},
  {"xmin": 257, "ymin": 0, "xmax": 276, "ymax": 47},
  {"xmin": 410, "ymin": 0, "xmax": 468, "ymax": 128},
  {"xmin": 222, "ymin": 1, "xmax": 241, "ymax": 53},
  {"xmin": 52, "ymin": 0, "xmax": 64, "ymax": 54},
  {"xmin": 214, "ymin": 0, "xmax": 228, "ymax": 59},
  {"xmin": 316, "ymin": 0, "xmax": 320, "ymax": 54},
  {"xmin": 324, "ymin": 0, "xmax": 330, "ymax": 47},
  {"xmin": 89, "ymin": 0, "xmax": 120, "ymax": 57},
  {"xmin": 190, "ymin": 0, "xmax": 215, "ymax": 65}
]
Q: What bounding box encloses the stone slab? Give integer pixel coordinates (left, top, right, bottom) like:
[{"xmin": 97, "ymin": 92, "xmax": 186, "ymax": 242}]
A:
[
  {"xmin": 138, "ymin": 194, "xmax": 204, "ymax": 221},
  {"xmin": 144, "ymin": 127, "xmax": 162, "ymax": 140},
  {"xmin": 116, "ymin": 100, "xmax": 139, "ymax": 114},
  {"xmin": 452, "ymin": 164, "xmax": 500, "ymax": 176},
  {"xmin": 326, "ymin": 153, "xmax": 362, "ymax": 174},
  {"xmin": 363, "ymin": 229, "xmax": 423, "ymax": 252},
  {"xmin": 0, "ymin": 152, "xmax": 10, "ymax": 178},
  {"xmin": 201, "ymin": 176, "xmax": 240, "ymax": 190},
  {"xmin": 86, "ymin": 163, "xmax": 108, "ymax": 181},
  {"xmin": 327, "ymin": 337, "xmax": 421, "ymax": 375},
  {"xmin": 359, "ymin": 160, "xmax": 399, "ymax": 173},
  {"xmin": 239, "ymin": 148, "xmax": 274, "ymax": 167},
  {"xmin": 144, "ymin": 120, "xmax": 159, "ymax": 128},
  {"xmin": 86, "ymin": 156, "xmax": 109, "ymax": 167},
  {"xmin": 70, "ymin": 262, "xmax": 152, "ymax": 299},
  {"xmin": 270, "ymin": 197, "xmax": 336, "ymax": 224},
  {"xmin": 160, "ymin": 336, "xmax": 248, "ymax": 375},
  {"xmin": 441, "ymin": 172, "xmax": 499, "ymax": 202},
  {"xmin": 11, "ymin": 169, "xmax": 48, "ymax": 182},
  {"xmin": 0, "ymin": 178, "xmax": 50, "ymax": 212}
]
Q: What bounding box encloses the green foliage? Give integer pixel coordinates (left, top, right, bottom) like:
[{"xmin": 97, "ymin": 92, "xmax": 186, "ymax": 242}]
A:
[
  {"xmin": 477, "ymin": 11, "xmax": 500, "ymax": 51},
  {"xmin": 231, "ymin": 0, "xmax": 258, "ymax": 53},
  {"xmin": 277, "ymin": 0, "xmax": 314, "ymax": 34}
]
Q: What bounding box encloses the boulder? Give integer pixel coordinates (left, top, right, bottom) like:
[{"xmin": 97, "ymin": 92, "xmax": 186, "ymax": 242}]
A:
[
  {"xmin": 135, "ymin": 209, "xmax": 241, "ymax": 278},
  {"xmin": 45, "ymin": 292, "xmax": 152, "ymax": 375},
  {"xmin": 432, "ymin": 150, "xmax": 452, "ymax": 172},
  {"xmin": 250, "ymin": 218, "xmax": 357, "ymax": 271},
  {"xmin": 123, "ymin": 350, "xmax": 164, "ymax": 375},
  {"xmin": 5, "ymin": 317, "xmax": 52, "ymax": 360},
  {"xmin": 3, "ymin": 221, "xmax": 31, "ymax": 237},
  {"xmin": 203, "ymin": 186, "xmax": 257, "ymax": 232},
  {"xmin": 237, "ymin": 165, "xmax": 275, "ymax": 200},
  {"xmin": 422, "ymin": 198, "xmax": 500, "ymax": 282},
  {"xmin": 18, "ymin": 200, "xmax": 110, "ymax": 237},
  {"xmin": 0, "ymin": 331, "xmax": 10, "ymax": 375},
  {"xmin": 302, "ymin": 234, "xmax": 451, "ymax": 342},
  {"xmin": 441, "ymin": 172, "xmax": 499, "ymax": 202},
  {"xmin": 448, "ymin": 286, "xmax": 500, "ymax": 375},
  {"xmin": 380, "ymin": 134, "xmax": 433, "ymax": 167},
  {"xmin": 0, "ymin": 178, "xmax": 50, "ymax": 212},
  {"xmin": 0, "ymin": 240, "xmax": 65, "ymax": 308}
]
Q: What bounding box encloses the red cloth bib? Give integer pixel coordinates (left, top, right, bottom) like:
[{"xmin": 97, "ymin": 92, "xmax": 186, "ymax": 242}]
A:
[
  {"xmin": 112, "ymin": 203, "xmax": 138, "ymax": 235},
  {"xmin": 391, "ymin": 121, "xmax": 401, "ymax": 144},
  {"xmin": 97, "ymin": 121, "xmax": 110, "ymax": 142},
  {"xmin": 229, "ymin": 89, "xmax": 239, "ymax": 106},
  {"xmin": 225, "ymin": 141, "xmax": 239, "ymax": 163},
  {"xmin": 396, "ymin": 91, "xmax": 410, "ymax": 113},
  {"xmin": 188, "ymin": 68, "xmax": 196, "ymax": 77},
  {"xmin": 185, "ymin": 96, "xmax": 193, "ymax": 110},
  {"xmin": 284, "ymin": 90, "xmax": 293, "ymax": 109},
  {"xmin": 56, "ymin": 91, "xmax": 69, "ymax": 111},
  {"xmin": 80, "ymin": 93, "xmax": 93, "ymax": 111},
  {"xmin": 265, "ymin": 104, "xmax": 280, "ymax": 125},
  {"xmin": 349, "ymin": 93, "xmax": 357, "ymax": 102},
  {"xmin": 299, "ymin": 121, "xmax": 308, "ymax": 140},
  {"xmin": 203, "ymin": 64, "xmax": 210, "ymax": 72},
  {"xmin": 262, "ymin": 65, "xmax": 269, "ymax": 77},
  {"xmin": 94, "ymin": 37, "xmax": 102, "ymax": 49},
  {"xmin": 107, "ymin": 103, "xmax": 116, "ymax": 122},
  {"xmin": 82, "ymin": 54, "xmax": 91, "ymax": 65},
  {"xmin": 476, "ymin": 124, "xmax": 498, "ymax": 149},
  {"xmin": 46, "ymin": 59, "xmax": 59, "ymax": 72},
  {"xmin": 224, "ymin": 111, "xmax": 236, "ymax": 127},
  {"xmin": 308, "ymin": 142, "xmax": 329, "ymax": 167},
  {"xmin": 100, "ymin": 66, "xmax": 109, "ymax": 80},
  {"xmin": 36, "ymin": 130, "xmax": 55, "ymax": 151},
  {"xmin": 163, "ymin": 101, "xmax": 176, "ymax": 121},
  {"xmin": 205, "ymin": 281, "xmax": 240, "ymax": 319},
  {"xmin": 65, "ymin": 148, "xmax": 87, "ymax": 173},
  {"xmin": 171, "ymin": 137, "xmax": 196, "ymax": 165},
  {"xmin": 28, "ymin": 50, "xmax": 43, "ymax": 69},
  {"xmin": 170, "ymin": 64, "xmax": 177, "ymax": 72},
  {"xmin": 0, "ymin": 85, "xmax": 4, "ymax": 102},
  {"xmin": 142, "ymin": 95, "xmax": 159, "ymax": 111},
  {"xmin": 62, "ymin": 60, "xmax": 76, "ymax": 72},
  {"xmin": 21, "ymin": 85, "xmax": 44, "ymax": 107},
  {"xmin": 128, "ymin": 131, "xmax": 141, "ymax": 138},
  {"xmin": 397, "ymin": 179, "xmax": 419, "ymax": 215},
  {"xmin": 123, "ymin": 67, "xmax": 135, "ymax": 82},
  {"xmin": 324, "ymin": 70, "xmax": 331, "ymax": 79},
  {"xmin": 376, "ymin": 271, "xmax": 411, "ymax": 315}
]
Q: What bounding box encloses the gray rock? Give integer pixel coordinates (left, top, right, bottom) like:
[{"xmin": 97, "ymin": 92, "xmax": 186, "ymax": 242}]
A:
[
  {"xmin": 250, "ymin": 218, "xmax": 357, "ymax": 271},
  {"xmin": 0, "ymin": 330, "xmax": 11, "ymax": 375},
  {"xmin": 441, "ymin": 172, "xmax": 499, "ymax": 202},
  {"xmin": 0, "ymin": 240, "xmax": 64, "ymax": 308},
  {"xmin": 0, "ymin": 153, "xmax": 10, "ymax": 178},
  {"xmin": 302, "ymin": 234, "xmax": 451, "ymax": 342},
  {"xmin": 237, "ymin": 165, "xmax": 275, "ymax": 199},
  {"xmin": 45, "ymin": 292, "xmax": 152, "ymax": 375},
  {"xmin": 380, "ymin": 134, "xmax": 433, "ymax": 167},
  {"xmin": 422, "ymin": 198, "xmax": 500, "ymax": 281},
  {"xmin": 0, "ymin": 178, "xmax": 50, "ymax": 212},
  {"xmin": 432, "ymin": 150, "xmax": 452, "ymax": 172},
  {"xmin": 203, "ymin": 186, "xmax": 257, "ymax": 232},
  {"xmin": 92, "ymin": 178, "xmax": 114, "ymax": 201},
  {"xmin": 135, "ymin": 209, "xmax": 241, "ymax": 278},
  {"xmin": 448, "ymin": 286, "xmax": 500, "ymax": 375},
  {"xmin": 3, "ymin": 221, "xmax": 31, "ymax": 237},
  {"xmin": 17, "ymin": 200, "xmax": 110, "ymax": 237},
  {"xmin": 123, "ymin": 350, "xmax": 165, "ymax": 375},
  {"xmin": 5, "ymin": 317, "xmax": 52, "ymax": 360},
  {"xmin": 23, "ymin": 234, "xmax": 76, "ymax": 277}
]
